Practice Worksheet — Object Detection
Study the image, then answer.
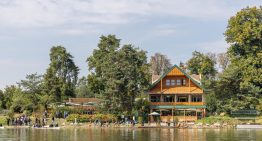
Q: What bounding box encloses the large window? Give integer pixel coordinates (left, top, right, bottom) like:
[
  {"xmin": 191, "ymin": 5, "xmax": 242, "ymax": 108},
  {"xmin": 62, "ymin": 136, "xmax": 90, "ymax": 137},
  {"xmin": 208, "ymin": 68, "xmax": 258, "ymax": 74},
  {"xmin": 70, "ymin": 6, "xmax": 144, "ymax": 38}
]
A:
[
  {"xmin": 192, "ymin": 96, "xmax": 202, "ymax": 102},
  {"xmin": 164, "ymin": 95, "xmax": 174, "ymax": 102},
  {"xmin": 176, "ymin": 79, "xmax": 181, "ymax": 85},
  {"xmin": 166, "ymin": 79, "xmax": 171, "ymax": 86},
  {"xmin": 151, "ymin": 95, "xmax": 161, "ymax": 102}
]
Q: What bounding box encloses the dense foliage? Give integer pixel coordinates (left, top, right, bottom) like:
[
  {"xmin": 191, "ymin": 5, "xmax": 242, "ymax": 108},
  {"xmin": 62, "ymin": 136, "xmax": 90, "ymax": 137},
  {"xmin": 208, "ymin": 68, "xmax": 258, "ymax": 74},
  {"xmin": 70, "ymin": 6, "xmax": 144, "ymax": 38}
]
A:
[{"xmin": 87, "ymin": 35, "xmax": 150, "ymax": 115}]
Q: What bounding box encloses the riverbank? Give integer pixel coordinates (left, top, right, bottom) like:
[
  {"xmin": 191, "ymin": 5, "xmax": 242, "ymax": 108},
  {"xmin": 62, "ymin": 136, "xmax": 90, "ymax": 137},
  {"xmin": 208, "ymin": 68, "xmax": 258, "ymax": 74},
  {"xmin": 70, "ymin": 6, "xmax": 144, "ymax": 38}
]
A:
[
  {"xmin": 0, "ymin": 122, "xmax": 236, "ymax": 129},
  {"xmin": 2, "ymin": 115, "xmax": 262, "ymax": 129}
]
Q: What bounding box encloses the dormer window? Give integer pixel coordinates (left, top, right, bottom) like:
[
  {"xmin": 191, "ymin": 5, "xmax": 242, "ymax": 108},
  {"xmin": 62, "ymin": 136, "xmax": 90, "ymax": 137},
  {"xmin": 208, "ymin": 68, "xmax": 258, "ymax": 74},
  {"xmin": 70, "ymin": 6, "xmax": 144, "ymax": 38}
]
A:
[{"xmin": 166, "ymin": 79, "xmax": 171, "ymax": 86}]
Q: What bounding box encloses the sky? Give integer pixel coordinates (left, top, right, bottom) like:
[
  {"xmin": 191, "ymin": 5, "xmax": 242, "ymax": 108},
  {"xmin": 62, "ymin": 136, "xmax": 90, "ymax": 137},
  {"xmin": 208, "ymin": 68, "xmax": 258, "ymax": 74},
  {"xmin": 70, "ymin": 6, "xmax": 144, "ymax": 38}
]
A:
[{"xmin": 0, "ymin": 0, "xmax": 261, "ymax": 90}]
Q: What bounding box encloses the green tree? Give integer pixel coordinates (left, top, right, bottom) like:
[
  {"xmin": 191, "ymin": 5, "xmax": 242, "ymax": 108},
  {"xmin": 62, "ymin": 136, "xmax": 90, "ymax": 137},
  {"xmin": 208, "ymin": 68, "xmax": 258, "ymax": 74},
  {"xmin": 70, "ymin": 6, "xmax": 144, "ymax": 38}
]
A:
[
  {"xmin": 75, "ymin": 76, "xmax": 94, "ymax": 98},
  {"xmin": 215, "ymin": 7, "xmax": 262, "ymax": 113},
  {"xmin": 87, "ymin": 35, "xmax": 150, "ymax": 114},
  {"xmin": 2, "ymin": 85, "xmax": 17, "ymax": 109},
  {"xmin": 17, "ymin": 73, "xmax": 43, "ymax": 112},
  {"xmin": 43, "ymin": 46, "xmax": 79, "ymax": 102},
  {"xmin": 186, "ymin": 51, "xmax": 216, "ymax": 79},
  {"xmin": 0, "ymin": 90, "xmax": 4, "ymax": 109}
]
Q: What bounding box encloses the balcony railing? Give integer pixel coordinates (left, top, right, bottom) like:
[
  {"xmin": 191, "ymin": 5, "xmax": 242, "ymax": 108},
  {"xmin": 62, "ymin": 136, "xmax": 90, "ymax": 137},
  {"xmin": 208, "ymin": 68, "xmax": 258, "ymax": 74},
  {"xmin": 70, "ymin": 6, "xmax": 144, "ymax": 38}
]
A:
[{"xmin": 150, "ymin": 102, "xmax": 204, "ymax": 106}]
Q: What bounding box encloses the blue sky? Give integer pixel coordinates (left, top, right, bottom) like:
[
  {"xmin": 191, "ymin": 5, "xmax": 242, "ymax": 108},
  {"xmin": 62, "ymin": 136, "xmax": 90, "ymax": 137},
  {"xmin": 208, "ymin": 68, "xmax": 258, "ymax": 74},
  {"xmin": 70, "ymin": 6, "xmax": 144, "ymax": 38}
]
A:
[{"xmin": 0, "ymin": 0, "xmax": 261, "ymax": 90}]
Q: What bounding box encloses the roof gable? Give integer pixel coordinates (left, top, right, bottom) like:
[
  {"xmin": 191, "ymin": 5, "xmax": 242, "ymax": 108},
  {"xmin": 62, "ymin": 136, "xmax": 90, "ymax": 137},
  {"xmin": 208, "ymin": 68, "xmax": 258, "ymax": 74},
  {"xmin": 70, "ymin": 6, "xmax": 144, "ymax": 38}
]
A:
[{"xmin": 150, "ymin": 65, "xmax": 204, "ymax": 91}]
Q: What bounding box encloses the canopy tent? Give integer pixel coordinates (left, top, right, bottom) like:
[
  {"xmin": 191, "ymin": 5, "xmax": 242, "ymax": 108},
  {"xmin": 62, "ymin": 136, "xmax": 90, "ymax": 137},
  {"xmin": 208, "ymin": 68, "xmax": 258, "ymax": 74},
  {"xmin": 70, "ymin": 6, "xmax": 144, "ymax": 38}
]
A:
[{"xmin": 149, "ymin": 112, "xmax": 160, "ymax": 116}]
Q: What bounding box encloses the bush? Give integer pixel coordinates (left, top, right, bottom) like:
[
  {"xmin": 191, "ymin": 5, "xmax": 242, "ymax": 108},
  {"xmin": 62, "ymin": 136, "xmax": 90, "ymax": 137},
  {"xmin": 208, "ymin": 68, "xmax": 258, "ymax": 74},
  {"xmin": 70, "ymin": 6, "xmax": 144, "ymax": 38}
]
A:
[
  {"xmin": 66, "ymin": 114, "xmax": 80, "ymax": 123},
  {"xmin": 66, "ymin": 114, "xmax": 117, "ymax": 123},
  {"xmin": 0, "ymin": 116, "xmax": 7, "ymax": 125}
]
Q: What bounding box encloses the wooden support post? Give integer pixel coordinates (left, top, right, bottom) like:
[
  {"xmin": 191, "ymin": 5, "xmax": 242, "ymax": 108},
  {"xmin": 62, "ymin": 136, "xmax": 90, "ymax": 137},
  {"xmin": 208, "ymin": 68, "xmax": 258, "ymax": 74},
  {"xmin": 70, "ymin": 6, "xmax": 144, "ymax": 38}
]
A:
[
  {"xmin": 189, "ymin": 94, "xmax": 191, "ymax": 106},
  {"xmin": 195, "ymin": 110, "xmax": 197, "ymax": 120},
  {"xmin": 160, "ymin": 80, "xmax": 163, "ymax": 93},
  {"xmin": 150, "ymin": 109, "xmax": 153, "ymax": 123},
  {"xmin": 189, "ymin": 78, "xmax": 191, "ymax": 93},
  {"xmin": 203, "ymin": 109, "xmax": 206, "ymax": 118},
  {"xmin": 184, "ymin": 109, "xmax": 186, "ymax": 123},
  {"xmin": 172, "ymin": 109, "xmax": 174, "ymax": 122},
  {"xmin": 202, "ymin": 95, "xmax": 204, "ymax": 105},
  {"xmin": 160, "ymin": 109, "xmax": 162, "ymax": 125}
]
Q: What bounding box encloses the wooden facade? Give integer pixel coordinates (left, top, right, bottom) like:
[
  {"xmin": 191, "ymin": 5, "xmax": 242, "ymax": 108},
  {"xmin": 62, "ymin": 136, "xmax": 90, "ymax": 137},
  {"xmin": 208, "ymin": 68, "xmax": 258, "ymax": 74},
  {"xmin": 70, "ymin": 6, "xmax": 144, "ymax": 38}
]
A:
[{"xmin": 148, "ymin": 65, "xmax": 206, "ymax": 122}]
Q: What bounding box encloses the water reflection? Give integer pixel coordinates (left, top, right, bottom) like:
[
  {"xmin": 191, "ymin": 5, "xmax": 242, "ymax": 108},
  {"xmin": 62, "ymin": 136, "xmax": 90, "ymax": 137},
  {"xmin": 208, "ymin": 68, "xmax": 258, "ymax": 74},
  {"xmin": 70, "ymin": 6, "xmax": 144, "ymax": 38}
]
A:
[{"xmin": 0, "ymin": 128, "xmax": 261, "ymax": 141}]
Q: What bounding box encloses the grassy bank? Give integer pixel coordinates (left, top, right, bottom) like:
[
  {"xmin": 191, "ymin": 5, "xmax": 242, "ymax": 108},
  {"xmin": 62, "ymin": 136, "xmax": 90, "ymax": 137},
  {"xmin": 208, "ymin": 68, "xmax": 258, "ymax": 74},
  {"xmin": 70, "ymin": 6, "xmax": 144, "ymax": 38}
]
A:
[{"xmin": 196, "ymin": 116, "xmax": 238, "ymax": 125}]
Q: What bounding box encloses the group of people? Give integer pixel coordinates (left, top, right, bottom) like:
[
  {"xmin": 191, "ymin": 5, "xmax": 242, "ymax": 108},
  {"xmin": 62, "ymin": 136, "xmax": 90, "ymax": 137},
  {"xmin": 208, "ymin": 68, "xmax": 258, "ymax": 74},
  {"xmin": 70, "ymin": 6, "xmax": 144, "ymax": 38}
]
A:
[
  {"xmin": 5, "ymin": 110, "xmax": 57, "ymax": 127},
  {"xmin": 33, "ymin": 110, "xmax": 56, "ymax": 127},
  {"xmin": 7, "ymin": 115, "xmax": 32, "ymax": 126}
]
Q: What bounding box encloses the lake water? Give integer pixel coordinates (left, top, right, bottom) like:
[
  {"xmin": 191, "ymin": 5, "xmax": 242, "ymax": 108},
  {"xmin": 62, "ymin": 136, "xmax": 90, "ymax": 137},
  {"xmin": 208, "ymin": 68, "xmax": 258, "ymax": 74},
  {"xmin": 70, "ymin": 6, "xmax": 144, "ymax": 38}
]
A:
[{"xmin": 0, "ymin": 128, "xmax": 261, "ymax": 141}]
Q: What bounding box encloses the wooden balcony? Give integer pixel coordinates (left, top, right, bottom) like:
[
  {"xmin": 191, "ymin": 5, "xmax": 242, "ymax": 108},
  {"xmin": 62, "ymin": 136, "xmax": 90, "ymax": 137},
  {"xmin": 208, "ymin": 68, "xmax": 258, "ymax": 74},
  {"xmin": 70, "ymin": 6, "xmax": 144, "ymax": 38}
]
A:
[{"xmin": 150, "ymin": 102, "xmax": 204, "ymax": 106}]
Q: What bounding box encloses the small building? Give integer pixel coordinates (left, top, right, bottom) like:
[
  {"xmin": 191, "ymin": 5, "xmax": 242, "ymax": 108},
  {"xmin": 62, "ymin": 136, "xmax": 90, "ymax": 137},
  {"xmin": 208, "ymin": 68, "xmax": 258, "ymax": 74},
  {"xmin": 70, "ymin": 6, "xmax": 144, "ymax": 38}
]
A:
[
  {"xmin": 65, "ymin": 98, "xmax": 100, "ymax": 114},
  {"xmin": 148, "ymin": 65, "xmax": 206, "ymax": 122}
]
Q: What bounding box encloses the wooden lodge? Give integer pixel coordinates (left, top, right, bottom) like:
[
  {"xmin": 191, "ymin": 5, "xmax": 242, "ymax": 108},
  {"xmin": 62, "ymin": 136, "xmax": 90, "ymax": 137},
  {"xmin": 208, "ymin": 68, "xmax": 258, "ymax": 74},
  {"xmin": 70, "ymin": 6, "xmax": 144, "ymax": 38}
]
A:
[{"xmin": 148, "ymin": 65, "xmax": 206, "ymax": 122}]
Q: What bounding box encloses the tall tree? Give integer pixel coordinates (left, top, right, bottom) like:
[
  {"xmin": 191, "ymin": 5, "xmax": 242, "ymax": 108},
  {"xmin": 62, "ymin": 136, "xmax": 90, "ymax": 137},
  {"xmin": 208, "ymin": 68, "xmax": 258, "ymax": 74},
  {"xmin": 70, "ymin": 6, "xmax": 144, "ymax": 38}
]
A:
[
  {"xmin": 215, "ymin": 7, "xmax": 262, "ymax": 113},
  {"xmin": 87, "ymin": 35, "xmax": 120, "ymax": 95},
  {"xmin": 150, "ymin": 53, "xmax": 172, "ymax": 75},
  {"xmin": 87, "ymin": 35, "xmax": 149, "ymax": 114},
  {"xmin": 43, "ymin": 46, "xmax": 79, "ymax": 102}
]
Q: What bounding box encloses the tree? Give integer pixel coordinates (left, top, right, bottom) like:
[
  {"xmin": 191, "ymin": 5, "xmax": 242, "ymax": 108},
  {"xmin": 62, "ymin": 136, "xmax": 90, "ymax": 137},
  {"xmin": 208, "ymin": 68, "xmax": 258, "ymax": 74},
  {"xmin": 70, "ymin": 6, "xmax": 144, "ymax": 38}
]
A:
[
  {"xmin": 17, "ymin": 73, "xmax": 43, "ymax": 112},
  {"xmin": 87, "ymin": 35, "xmax": 120, "ymax": 95},
  {"xmin": 17, "ymin": 73, "xmax": 43, "ymax": 94},
  {"xmin": 215, "ymin": 7, "xmax": 262, "ymax": 113},
  {"xmin": 87, "ymin": 35, "xmax": 150, "ymax": 114},
  {"xmin": 75, "ymin": 77, "xmax": 94, "ymax": 98},
  {"xmin": 43, "ymin": 46, "xmax": 79, "ymax": 102},
  {"xmin": 0, "ymin": 90, "xmax": 4, "ymax": 109},
  {"xmin": 150, "ymin": 53, "xmax": 172, "ymax": 75},
  {"xmin": 217, "ymin": 53, "xmax": 230, "ymax": 71},
  {"xmin": 2, "ymin": 85, "xmax": 17, "ymax": 109},
  {"xmin": 186, "ymin": 51, "xmax": 216, "ymax": 79}
]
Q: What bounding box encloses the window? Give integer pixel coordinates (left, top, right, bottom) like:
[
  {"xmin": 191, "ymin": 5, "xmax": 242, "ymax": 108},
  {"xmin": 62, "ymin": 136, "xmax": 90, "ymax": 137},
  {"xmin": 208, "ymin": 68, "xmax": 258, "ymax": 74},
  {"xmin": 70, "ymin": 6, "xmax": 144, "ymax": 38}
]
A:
[
  {"xmin": 176, "ymin": 79, "xmax": 181, "ymax": 85},
  {"xmin": 171, "ymin": 80, "xmax": 175, "ymax": 86},
  {"xmin": 192, "ymin": 96, "xmax": 202, "ymax": 102},
  {"xmin": 164, "ymin": 95, "xmax": 174, "ymax": 102},
  {"xmin": 182, "ymin": 79, "xmax": 186, "ymax": 86},
  {"xmin": 166, "ymin": 79, "xmax": 171, "ymax": 86},
  {"xmin": 151, "ymin": 95, "xmax": 161, "ymax": 102},
  {"xmin": 177, "ymin": 96, "xmax": 188, "ymax": 102},
  {"xmin": 162, "ymin": 110, "xmax": 172, "ymax": 116}
]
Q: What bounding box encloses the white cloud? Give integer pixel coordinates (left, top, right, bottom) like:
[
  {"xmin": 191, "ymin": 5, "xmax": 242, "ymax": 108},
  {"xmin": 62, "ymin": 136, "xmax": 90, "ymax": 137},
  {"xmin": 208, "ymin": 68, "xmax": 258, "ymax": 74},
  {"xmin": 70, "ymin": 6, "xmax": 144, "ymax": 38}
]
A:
[
  {"xmin": 0, "ymin": 0, "xmax": 260, "ymax": 29},
  {"xmin": 197, "ymin": 40, "xmax": 228, "ymax": 53}
]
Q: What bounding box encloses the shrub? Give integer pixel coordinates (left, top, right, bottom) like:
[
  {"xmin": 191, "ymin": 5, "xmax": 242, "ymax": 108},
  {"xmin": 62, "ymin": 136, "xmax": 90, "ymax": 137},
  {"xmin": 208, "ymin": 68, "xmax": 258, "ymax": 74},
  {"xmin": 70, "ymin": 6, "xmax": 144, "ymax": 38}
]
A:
[
  {"xmin": 66, "ymin": 113, "xmax": 118, "ymax": 123},
  {"xmin": 0, "ymin": 116, "xmax": 7, "ymax": 125}
]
